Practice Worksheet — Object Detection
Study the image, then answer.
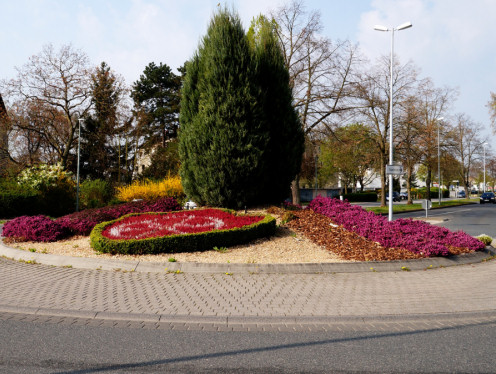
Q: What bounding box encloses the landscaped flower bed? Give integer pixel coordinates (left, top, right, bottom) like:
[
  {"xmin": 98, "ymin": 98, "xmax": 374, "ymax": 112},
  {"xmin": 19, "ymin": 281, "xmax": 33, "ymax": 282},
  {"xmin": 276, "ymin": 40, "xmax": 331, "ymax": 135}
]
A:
[
  {"xmin": 309, "ymin": 196, "xmax": 485, "ymax": 257},
  {"xmin": 2, "ymin": 197, "xmax": 182, "ymax": 242},
  {"xmin": 57, "ymin": 197, "xmax": 182, "ymax": 236},
  {"xmin": 90, "ymin": 208, "xmax": 276, "ymax": 255}
]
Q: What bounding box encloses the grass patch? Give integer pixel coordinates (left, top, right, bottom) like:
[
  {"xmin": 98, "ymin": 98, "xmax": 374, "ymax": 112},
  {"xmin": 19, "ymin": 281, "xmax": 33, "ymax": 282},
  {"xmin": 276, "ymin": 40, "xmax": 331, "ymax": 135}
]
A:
[{"xmin": 367, "ymin": 199, "xmax": 477, "ymax": 214}]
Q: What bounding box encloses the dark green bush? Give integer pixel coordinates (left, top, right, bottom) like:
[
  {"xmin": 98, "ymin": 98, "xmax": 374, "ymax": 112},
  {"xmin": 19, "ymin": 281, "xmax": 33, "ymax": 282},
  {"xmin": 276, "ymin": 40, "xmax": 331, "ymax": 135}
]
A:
[
  {"xmin": 38, "ymin": 181, "xmax": 76, "ymax": 217},
  {"xmin": 342, "ymin": 192, "xmax": 378, "ymax": 202},
  {"xmin": 412, "ymin": 187, "xmax": 449, "ymax": 199},
  {"xmin": 80, "ymin": 179, "xmax": 114, "ymax": 209},
  {"xmin": 0, "ymin": 183, "xmax": 41, "ymax": 218},
  {"xmin": 90, "ymin": 212, "xmax": 276, "ymax": 255}
]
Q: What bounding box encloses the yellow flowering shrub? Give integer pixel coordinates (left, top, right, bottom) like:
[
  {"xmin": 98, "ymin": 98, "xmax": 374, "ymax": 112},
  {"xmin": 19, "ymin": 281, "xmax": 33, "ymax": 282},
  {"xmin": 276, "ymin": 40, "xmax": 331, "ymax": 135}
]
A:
[{"xmin": 116, "ymin": 176, "xmax": 185, "ymax": 202}]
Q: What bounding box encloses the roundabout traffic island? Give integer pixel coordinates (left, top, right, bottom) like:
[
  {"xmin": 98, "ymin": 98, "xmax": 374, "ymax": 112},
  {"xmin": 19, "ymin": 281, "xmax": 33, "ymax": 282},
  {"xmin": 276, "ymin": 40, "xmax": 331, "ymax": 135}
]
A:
[{"xmin": 1, "ymin": 197, "xmax": 490, "ymax": 269}]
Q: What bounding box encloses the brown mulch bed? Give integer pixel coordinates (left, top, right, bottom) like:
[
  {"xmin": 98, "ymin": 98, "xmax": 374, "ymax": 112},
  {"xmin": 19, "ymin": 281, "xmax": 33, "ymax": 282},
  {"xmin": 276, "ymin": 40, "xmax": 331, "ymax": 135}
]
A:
[
  {"xmin": 286, "ymin": 209, "xmax": 478, "ymax": 261},
  {"xmin": 286, "ymin": 210, "xmax": 426, "ymax": 261}
]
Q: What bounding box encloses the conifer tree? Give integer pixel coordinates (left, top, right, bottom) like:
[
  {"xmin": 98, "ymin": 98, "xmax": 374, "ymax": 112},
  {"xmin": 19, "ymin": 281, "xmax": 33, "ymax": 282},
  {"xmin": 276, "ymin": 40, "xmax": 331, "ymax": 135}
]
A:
[
  {"xmin": 179, "ymin": 8, "xmax": 303, "ymax": 208},
  {"xmin": 250, "ymin": 16, "xmax": 304, "ymax": 203}
]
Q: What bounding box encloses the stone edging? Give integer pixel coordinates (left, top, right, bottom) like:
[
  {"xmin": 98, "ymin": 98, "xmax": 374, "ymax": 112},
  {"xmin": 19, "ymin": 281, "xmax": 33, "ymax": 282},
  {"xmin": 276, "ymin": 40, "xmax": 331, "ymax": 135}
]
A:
[{"xmin": 1, "ymin": 235, "xmax": 494, "ymax": 274}]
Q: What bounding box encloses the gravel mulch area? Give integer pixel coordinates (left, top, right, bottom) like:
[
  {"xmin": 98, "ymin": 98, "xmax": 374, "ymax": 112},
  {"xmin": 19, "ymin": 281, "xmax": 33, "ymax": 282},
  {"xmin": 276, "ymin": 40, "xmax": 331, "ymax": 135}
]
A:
[{"xmin": 4, "ymin": 208, "xmax": 478, "ymax": 264}]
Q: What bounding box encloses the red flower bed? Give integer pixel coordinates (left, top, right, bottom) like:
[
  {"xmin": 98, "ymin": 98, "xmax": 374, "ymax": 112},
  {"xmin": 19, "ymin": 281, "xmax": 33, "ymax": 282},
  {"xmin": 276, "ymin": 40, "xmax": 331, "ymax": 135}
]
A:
[{"xmin": 102, "ymin": 208, "xmax": 264, "ymax": 240}]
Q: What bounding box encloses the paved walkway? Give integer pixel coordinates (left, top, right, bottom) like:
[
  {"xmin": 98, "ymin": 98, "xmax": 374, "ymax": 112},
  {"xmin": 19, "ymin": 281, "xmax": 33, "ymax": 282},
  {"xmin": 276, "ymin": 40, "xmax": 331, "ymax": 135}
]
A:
[{"xmin": 1, "ymin": 240, "xmax": 496, "ymax": 331}]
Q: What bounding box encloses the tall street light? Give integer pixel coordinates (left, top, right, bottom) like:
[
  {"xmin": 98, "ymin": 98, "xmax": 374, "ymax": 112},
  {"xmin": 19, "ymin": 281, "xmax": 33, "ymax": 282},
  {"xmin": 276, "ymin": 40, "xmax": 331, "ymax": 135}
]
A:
[
  {"xmin": 483, "ymin": 142, "xmax": 488, "ymax": 193},
  {"xmin": 76, "ymin": 118, "xmax": 83, "ymax": 212},
  {"xmin": 374, "ymin": 21, "xmax": 413, "ymax": 221},
  {"xmin": 437, "ymin": 117, "xmax": 444, "ymax": 206}
]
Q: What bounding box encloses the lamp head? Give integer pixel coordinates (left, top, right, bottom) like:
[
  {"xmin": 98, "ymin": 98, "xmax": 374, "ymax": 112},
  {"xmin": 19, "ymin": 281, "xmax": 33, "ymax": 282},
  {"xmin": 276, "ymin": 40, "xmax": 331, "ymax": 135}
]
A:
[
  {"xmin": 374, "ymin": 25, "xmax": 389, "ymax": 32},
  {"xmin": 396, "ymin": 21, "xmax": 412, "ymax": 30}
]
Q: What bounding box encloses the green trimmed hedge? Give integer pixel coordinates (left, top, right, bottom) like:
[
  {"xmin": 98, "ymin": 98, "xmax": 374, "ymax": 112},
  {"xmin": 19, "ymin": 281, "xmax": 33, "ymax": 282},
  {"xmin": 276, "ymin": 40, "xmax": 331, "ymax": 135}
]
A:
[
  {"xmin": 90, "ymin": 211, "xmax": 276, "ymax": 255},
  {"xmin": 411, "ymin": 187, "xmax": 449, "ymax": 199},
  {"xmin": 0, "ymin": 182, "xmax": 41, "ymax": 218},
  {"xmin": 342, "ymin": 192, "xmax": 378, "ymax": 202}
]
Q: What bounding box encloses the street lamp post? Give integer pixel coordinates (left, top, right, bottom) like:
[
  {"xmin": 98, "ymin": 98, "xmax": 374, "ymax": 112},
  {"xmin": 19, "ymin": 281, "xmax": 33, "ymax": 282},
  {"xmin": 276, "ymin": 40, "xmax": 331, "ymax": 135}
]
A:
[
  {"xmin": 374, "ymin": 21, "xmax": 412, "ymax": 221},
  {"xmin": 483, "ymin": 142, "xmax": 488, "ymax": 193},
  {"xmin": 437, "ymin": 117, "xmax": 444, "ymax": 206},
  {"xmin": 76, "ymin": 118, "xmax": 83, "ymax": 212}
]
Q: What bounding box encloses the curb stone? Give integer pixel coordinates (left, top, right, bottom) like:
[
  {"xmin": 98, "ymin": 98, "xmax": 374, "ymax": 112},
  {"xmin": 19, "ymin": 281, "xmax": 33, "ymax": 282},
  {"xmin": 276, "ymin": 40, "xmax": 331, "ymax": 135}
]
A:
[{"xmin": 0, "ymin": 233, "xmax": 494, "ymax": 274}]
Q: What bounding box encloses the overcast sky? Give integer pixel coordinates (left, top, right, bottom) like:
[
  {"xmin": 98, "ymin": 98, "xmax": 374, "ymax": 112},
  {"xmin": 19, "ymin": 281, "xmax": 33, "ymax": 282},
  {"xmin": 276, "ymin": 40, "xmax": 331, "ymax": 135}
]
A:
[{"xmin": 1, "ymin": 0, "xmax": 495, "ymax": 150}]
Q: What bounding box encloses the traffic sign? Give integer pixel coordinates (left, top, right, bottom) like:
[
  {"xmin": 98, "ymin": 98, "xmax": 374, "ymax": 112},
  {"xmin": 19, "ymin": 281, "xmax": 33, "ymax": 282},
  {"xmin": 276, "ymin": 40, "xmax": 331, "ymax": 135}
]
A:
[
  {"xmin": 421, "ymin": 200, "xmax": 432, "ymax": 210},
  {"xmin": 386, "ymin": 165, "xmax": 404, "ymax": 175}
]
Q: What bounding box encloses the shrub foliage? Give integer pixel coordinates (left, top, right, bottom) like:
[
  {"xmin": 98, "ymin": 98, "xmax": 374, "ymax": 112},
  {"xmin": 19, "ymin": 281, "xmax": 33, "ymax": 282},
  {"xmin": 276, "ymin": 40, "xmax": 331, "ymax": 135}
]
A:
[
  {"xmin": 179, "ymin": 9, "xmax": 303, "ymax": 208},
  {"xmin": 116, "ymin": 176, "xmax": 184, "ymax": 202},
  {"xmin": 2, "ymin": 215, "xmax": 68, "ymax": 242}
]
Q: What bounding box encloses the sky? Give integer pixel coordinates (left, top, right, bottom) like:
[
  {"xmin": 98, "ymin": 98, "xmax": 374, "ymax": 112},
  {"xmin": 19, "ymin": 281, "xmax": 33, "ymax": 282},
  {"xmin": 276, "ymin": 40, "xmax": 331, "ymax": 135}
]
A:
[{"xmin": 1, "ymin": 0, "xmax": 496, "ymax": 150}]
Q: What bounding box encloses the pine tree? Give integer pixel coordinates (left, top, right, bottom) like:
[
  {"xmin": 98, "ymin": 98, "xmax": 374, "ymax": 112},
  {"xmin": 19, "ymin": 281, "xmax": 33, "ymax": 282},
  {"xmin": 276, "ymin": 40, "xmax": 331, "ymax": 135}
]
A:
[
  {"xmin": 179, "ymin": 8, "xmax": 303, "ymax": 208},
  {"xmin": 80, "ymin": 62, "xmax": 123, "ymax": 180},
  {"xmin": 131, "ymin": 62, "xmax": 181, "ymax": 149}
]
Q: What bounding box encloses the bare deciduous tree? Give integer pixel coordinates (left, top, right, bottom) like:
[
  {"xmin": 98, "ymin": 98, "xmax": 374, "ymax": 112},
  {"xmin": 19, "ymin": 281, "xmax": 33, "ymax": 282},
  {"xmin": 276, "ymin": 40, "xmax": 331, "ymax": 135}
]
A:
[
  {"xmin": 271, "ymin": 0, "xmax": 361, "ymax": 203},
  {"xmin": 354, "ymin": 56, "xmax": 418, "ymax": 206},
  {"xmin": 488, "ymin": 91, "xmax": 496, "ymax": 133},
  {"xmin": 411, "ymin": 80, "xmax": 455, "ymax": 200},
  {"xmin": 1, "ymin": 44, "xmax": 93, "ymax": 169},
  {"xmin": 448, "ymin": 114, "xmax": 485, "ymax": 198}
]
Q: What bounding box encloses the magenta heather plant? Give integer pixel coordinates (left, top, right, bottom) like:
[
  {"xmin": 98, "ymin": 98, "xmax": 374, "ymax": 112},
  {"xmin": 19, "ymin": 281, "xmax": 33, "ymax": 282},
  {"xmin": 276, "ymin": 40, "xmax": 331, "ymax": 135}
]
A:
[
  {"xmin": 56, "ymin": 197, "xmax": 182, "ymax": 236},
  {"xmin": 2, "ymin": 215, "xmax": 68, "ymax": 242},
  {"xmin": 2, "ymin": 197, "xmax": 183, "ymax": 242},
  {"xmin": 309, "ymin": 196, "xmax": 485, "ymax": 257}
]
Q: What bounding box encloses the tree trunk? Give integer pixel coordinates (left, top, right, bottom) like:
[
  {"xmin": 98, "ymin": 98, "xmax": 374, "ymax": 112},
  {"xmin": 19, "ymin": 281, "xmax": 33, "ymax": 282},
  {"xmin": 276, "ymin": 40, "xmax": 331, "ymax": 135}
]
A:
[
  {"xmin": 291, "ymin": 175, "xmax": 300, "ymax": 205},
  {"xmin": 406, "ymin": 165, "xmax": 413, "ymax": 205},
  {"xmin": 425, "ymin": 167, "xmax": 432, "ymax": 201},
  {"xmin": 380, "ymin": 155, "xmax": 386, "ymax": 207}
]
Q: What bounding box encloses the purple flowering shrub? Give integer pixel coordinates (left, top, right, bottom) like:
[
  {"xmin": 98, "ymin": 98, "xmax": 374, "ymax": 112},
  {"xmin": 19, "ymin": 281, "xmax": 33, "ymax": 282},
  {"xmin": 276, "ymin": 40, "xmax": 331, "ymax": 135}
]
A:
[
  {"xmin": 2, "ymin": 197, "xmax": 182, "ymax": 241},
  {"xmin": 2, "ymin": 215, "xmax": 68, "ymax": 242},
  {"xmin": 309, "ymin": 196, "xmax": 485, "ymax": 257},
  {"xmin": 56, "ymin": 197, "xmax": 182, "ymax": 236}
]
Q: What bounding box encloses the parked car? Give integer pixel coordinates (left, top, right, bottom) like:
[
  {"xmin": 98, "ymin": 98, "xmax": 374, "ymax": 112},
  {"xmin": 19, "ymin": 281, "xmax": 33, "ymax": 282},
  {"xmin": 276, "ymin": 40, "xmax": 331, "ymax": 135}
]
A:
[
  {"xmin": 457, "ymin": 190, "xmax": 466, "ymax": 198},
  {"xmin": 386, "ymin": 191, "xmax": 401, "ymax": 202},
  {"xmin": 399, "ymin": 192, "xmax": 408, "ymax": 200},
  {"xmin": 480, "ymin": 192, "xmax": 496, "ymax": 204}
]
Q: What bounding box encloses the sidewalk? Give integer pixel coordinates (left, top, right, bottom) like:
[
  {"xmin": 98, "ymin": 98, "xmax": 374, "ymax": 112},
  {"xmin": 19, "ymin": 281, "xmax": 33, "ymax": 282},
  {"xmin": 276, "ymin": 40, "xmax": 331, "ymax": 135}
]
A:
[{"xmin": 1, "ymin": 239, "xmax": 495, "ymax": 331}]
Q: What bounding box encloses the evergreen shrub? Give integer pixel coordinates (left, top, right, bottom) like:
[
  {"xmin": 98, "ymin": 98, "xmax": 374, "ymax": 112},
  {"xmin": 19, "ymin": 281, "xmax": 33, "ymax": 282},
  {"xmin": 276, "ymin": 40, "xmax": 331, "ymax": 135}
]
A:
[
  {"xmin": 80, "ymin": 179, "xmax": 114, "ymax": 209},
  {"xmin": 412, "ymin": 187, "xmax": 449, "ymax": 199},
  {"xmin": 0, "ymin": 180, "xmax": 41, "ymax": 218},
  {"xmin": 179, "ymin": 9, "xmax": 303, "ymax": 208}
]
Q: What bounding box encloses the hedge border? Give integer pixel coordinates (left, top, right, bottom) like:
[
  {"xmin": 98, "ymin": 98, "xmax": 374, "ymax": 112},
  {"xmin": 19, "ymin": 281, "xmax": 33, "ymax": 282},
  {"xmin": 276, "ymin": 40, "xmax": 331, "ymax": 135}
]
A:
[{"xmin": 90, "ymin": 209, "xmax": 276, "ymax": 255}]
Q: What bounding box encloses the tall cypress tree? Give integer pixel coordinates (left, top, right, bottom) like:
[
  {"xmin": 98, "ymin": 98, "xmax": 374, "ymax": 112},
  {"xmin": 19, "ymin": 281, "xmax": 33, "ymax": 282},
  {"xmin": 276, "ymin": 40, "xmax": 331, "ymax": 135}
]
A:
[
  {"xmin": 250, "ymin": 16, "xmax": 304, "ymax": 203},
  {"xmin": 179, "ymin": 8, "xmax": 303, "ymax": 208}
]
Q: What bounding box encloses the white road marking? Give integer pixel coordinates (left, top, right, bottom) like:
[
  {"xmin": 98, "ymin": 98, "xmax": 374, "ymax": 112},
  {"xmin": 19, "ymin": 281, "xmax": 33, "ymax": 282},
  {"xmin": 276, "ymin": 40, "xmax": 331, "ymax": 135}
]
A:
[{"xmin": 423, "ymin": 208, "xmax": 474, "ymax": 217}]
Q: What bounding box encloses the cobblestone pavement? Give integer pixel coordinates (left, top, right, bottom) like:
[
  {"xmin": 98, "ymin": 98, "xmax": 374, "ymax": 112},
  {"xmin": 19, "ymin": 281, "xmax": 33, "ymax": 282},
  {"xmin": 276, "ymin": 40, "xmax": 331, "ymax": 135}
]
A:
[{"xmin": 1, "ymin": 257, "xmax": 495, "ymax": 331}]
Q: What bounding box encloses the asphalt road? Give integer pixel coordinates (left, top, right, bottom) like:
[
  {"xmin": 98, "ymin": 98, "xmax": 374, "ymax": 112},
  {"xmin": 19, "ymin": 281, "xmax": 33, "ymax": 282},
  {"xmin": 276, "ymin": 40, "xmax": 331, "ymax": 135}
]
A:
[
  {"xmin": 396, "ymin": 203, "xmax": 496, "ymax": 238},
  {"xmin": 1, "ymin": 316, "xmax": 496, "ymax": 373},
  {"xmin": 1, "ymin": 199, "xmax": 495, "ymax": 373}
]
